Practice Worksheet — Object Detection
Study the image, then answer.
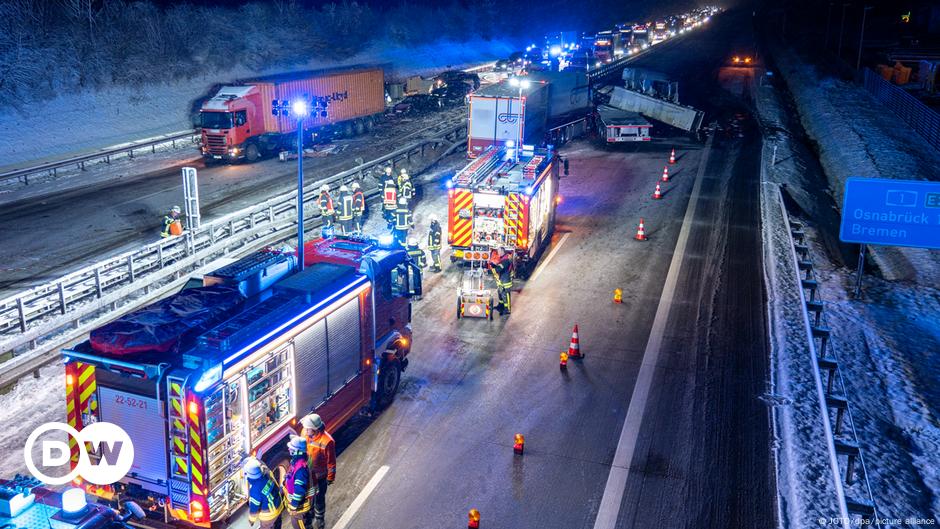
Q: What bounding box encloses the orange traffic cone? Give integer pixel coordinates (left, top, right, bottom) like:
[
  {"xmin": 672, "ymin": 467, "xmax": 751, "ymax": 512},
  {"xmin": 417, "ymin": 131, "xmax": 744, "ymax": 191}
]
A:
[
  {"xmin": 568, "ymin": 324, "xmax": 582, "ymax": 359},
  {"xmin": 635, "ymin": 218, "xmax": 647, "ymax": 241},
  {"xmin": 559, "ymin": 352, "xmax": 568, "ymax": 370},
  {"xmin": 669, "ymin": 148, "xmax": 676, "ymax": 164},
  {"xmin": 468, "ymin": 509, "xmax": 481, "ymax": 529},
  {"xmin": 652, "ymin": 183, "xmax": 663, "ymax": 199},
  {"xmin": 513, "ymin": 434, "xmax": 525, "ymax": 455},
  {"xmin": 661, "ymin": 165, "xmax": 669, "ymax": 182},
  {"xmin": 613, "ymin": 288, "xmax": 623, "ymax": 303}
]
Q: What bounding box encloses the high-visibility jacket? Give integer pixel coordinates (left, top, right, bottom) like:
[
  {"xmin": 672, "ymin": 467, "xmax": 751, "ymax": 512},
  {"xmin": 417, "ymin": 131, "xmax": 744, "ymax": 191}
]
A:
[
  {"xmin": 490, "ymin": 255, "xmax": 513, "ymax": 288},
  {"xmin": 248, "ymin": 470, "xmax": 284, "ymax": 523},
  {"xmin": 352, "ymin": 190, "xmax": 365, "ymax": 215},
  {"xmin": 305, "ymin": 431, "xmax": 336, "ymax": 482},
  {"xmin": 427, "ymin": 223, "xmax": 442, "ymax": 250},
  {"xmin": 336, "ymin": 191, "xmax": 354, "ymax": 221},
  {"xmin": 283, "ymin": 456, "xmax": 312, "ymax": 514},
  {"xmin": 407, "ymin": 244, "xmax": 426, "ymax": 267},
  {"xmin": 318, "ymin": 191, "xmax": 334, "ymax": 215},
  {"xmin": 394, "ymin": 203, "xmax": 412, "ymax": 231},
  {"xmin": 400, "ymin": 180, "xmax": 415, "ymax": 201},
  {"xmin": 382, "ymin": 180, "xmax": 398, "ymax": 210}
]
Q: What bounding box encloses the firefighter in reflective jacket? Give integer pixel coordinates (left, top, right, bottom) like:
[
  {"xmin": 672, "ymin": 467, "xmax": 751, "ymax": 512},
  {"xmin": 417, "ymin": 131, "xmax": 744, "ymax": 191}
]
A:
[
  {"xmin": 399, "ymin": 170, "xmax": 415, "ymax": 210},
  {"xmin": 317, "ymin": 185, "xmax": 334, "ymax": 227},
  {"xmin": 351, "ymin": 182, "xmax": 365, "ymax": 234},
  {"xmin": 393, "ymin": 197, "xmax": 412, "ymax": 245},
  {"xmin": 489, "ymin": 247, "xmax": 513, "ymax": 315},
  {"xmin": 302, "ymin": 414, "xmax": 335, "ymax": 529},
  {"xmin": 244, "ymin": 457, "xmax": 284, "ymax": 529},
  {"xmin": 283, "ymin": 436, "xmax": 313, "ymax": 529},
  {"xmin": 407, "ymin": 238, "xmax": 427, "ymax": 268},
  {"xmin": 160, "ymin": 206, "xmax": 183, "ymax": 238},
  {"xmin": 427, "ymin": 214, "xmax": 442, "ymax": 272},
  {"xmin": 335, "ymin": 184, "xmax": 354, "ymax": 235},
  {"xmin": 382, "ymin": 173, "xmax": 398, "ymax": 224}
]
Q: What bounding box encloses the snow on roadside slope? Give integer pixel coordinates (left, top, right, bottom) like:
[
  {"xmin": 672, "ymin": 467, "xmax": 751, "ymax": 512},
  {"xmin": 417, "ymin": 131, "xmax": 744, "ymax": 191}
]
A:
[
  {"xmin": 766, "ymin": 42, "xmax": 940, "ymax": 286},
  {"xmin": 755, "ymin": 66, "xmax": 940, "ymax": 519},
  {"xmin": 0, "ymin": 38, "xmax": 513, "ymax": 169}
]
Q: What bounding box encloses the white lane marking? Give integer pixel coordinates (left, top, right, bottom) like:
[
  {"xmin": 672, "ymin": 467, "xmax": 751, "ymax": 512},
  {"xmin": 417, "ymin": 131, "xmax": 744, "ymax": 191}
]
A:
[
  {"xmin": 332, "ymin": 465, "xmax": 390, "ymax": 529},
  {"xmin": 592, "ymin": 135, "xmax": 714, "ymax": 529},
  {"xmin": 528, "ymin": 232, "xmax": 571, "ymax": 283}
]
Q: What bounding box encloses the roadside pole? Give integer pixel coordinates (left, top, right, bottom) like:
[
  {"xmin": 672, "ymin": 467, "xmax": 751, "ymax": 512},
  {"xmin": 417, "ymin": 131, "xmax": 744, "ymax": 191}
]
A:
[{"xmin": 854, "ymin": 244, "xmax": 865, "ymax": 298}]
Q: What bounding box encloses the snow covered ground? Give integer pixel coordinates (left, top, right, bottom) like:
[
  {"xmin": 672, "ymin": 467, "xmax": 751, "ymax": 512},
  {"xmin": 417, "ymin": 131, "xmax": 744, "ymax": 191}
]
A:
[
  {"xmin": 755, "ymin": 54, "xmax": 940, "ymax": 521},
  {"xmin": 0, "ymin": 38, "xmax": 513, "ymax": 170},
  {"xmin": 766, "ymin": 42, "xmax": 940, "ymax": 285}
]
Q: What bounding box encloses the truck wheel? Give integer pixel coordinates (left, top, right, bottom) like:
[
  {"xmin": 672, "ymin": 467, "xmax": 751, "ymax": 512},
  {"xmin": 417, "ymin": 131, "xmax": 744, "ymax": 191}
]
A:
[
  {"xmin": 354, "ymin": 119, "xmax": 365, "ymax": 135},
  {"xmin": 246, "ymin": 143, "xmax": 260, "ymax": 162},
  {"xmin": 342, "ymin": 122, "xmax": 355, "ymax": 137},
  {"xmin": 364, "ymin": 117, "xmax": 375, "ymax": 132},
  {"xmin": 376, "ymin": 359, "xmax": 401, "ymax": 408}
]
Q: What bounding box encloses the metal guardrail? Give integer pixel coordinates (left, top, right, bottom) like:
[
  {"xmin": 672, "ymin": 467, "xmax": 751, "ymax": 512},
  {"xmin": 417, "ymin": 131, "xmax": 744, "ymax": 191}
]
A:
[
  {"xmin": 862, "ymin": 68, "xmax": 940, "ymax": 152},
  {"xmin": 765, "ymin": 139, "xmax": 879, "ymax": 522},
  {"xmin": 0, "ymin": 130, "xmax": 199, "ymax": 186},
  {"xmin": 0, "ymin": 118, "xmax": 466, "ymax": 386}
]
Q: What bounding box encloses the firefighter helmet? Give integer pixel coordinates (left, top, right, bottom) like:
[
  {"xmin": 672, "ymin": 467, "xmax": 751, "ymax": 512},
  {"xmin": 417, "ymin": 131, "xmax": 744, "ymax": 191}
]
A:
[
  {"xmin": 243, "ymin": 457, "xmax": 262, "ymax": 479},
  {"xmin": 301, "ymin": 414, "xmax": 324, "ymax": 431},
  {"xmin": 398, "ymin": 197, "xmax": 408, "ymax": 205},
  {"xmin": 384, "ymin": 166, "xmax": 393, "ymax": 175},
  {"xmin": 287, "ymin": 435, "xmax": 306, "ymax": 455},
  {"xmin": 320, "ymin": 184, "xmax": 330, "ymax": 192},
  {"xmin": 171, "ymin": 206, "xmax": 181, "ymax": 214},
  {"xmin": 339, "ymin": 184, "xmax": 349, "ymax": 192},
  {"xmin": 351, "ymin": 182, "xmax": 361, "ymax": 190},
  {"xmin": 407, "ymin": 238, "xmax": 418, "ymax": 247}
]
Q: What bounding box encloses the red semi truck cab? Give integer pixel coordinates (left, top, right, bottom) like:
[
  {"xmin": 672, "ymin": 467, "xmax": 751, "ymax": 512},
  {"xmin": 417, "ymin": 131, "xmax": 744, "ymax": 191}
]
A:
[
  {"xmin": 199, "ymin": 67, "xmax": 385, "ymax": 163},
  {"xmin": 62, "ymin": 236, "xmax": 420, "ymax": 527}
]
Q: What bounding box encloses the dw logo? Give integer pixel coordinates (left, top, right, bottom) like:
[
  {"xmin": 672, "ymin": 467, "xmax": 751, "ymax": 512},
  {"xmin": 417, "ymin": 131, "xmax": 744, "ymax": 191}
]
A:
[{"xmin": 24, "ymin": 422, "xmax": 134, "ymax": 485}]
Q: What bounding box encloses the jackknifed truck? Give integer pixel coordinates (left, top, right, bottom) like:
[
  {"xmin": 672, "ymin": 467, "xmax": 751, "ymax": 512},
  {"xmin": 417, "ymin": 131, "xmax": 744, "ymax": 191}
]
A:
[{"xmin": 61, "ymin": 236, "xmax": 421, "ymax": 527}]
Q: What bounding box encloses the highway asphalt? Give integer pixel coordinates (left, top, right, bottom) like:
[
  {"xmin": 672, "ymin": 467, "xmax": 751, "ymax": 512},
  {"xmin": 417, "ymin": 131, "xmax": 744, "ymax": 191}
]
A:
[{"xmin": 314, "ymin": 9, "xmax": 776, "ymax": 529}]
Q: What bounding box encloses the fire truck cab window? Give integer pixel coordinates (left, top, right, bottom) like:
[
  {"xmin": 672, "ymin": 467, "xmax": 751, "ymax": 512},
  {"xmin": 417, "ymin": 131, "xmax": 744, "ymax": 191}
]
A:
[
  {"xmin": 245, "ymin": 344, "xmax": 294, "ymax": 442},
  {"xmin": 390, "ymin": 264, "xmax": 409, "ymax": 297}
]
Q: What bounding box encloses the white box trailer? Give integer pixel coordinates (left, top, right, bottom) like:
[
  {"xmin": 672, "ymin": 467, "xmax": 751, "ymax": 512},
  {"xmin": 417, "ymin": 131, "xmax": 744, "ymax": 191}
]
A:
[{"xmin": 596, "ymin": 105, "xmax": 651, "ymax": 142}]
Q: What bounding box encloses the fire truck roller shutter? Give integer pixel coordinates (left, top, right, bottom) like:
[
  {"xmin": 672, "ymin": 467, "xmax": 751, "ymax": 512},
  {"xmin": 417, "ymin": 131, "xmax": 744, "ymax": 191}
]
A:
[
  {"xmin": 293, "ymin": 319, "xmax": 330, "ymax": 410},
  {"xmin": 449, "ymin": 189, "xmax": 474, "ymax": 248},
  {"xmin": 98, "ymin": 386, "xmax": 168, "ymax": 493},
  {"xmin": 326, "ymin": 297, "xmax": 362, "ymax": 392}
]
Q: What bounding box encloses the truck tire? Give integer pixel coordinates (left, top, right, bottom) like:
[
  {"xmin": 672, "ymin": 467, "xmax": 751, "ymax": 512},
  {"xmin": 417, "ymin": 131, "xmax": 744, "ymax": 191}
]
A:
[
  {"xmin": 376, "ymin": 358, "xmax": 401, "ymax": 409},
  {"xmin": 342, "ymin": 121, "xmax": 355, "ymax": 138},
  {"xmin": 246, "ymin": 143, "xmax": 260, "ymax": 162},
  {"xmin": 354, "ymin": 119, "xmax": 365, "ymax": 135},
  {"xmin": 364, "ymin": 117, "xmax": 375, "ymax": 133}
]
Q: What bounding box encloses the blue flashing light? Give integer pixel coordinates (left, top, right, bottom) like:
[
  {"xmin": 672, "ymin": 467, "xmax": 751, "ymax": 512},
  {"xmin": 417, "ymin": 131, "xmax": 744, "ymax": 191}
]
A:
[
  {"xmin": 550, "ymin": 45, "xmax": 562, "ymax": 56},
  {"xmin": 446, "ymin": 178, "xmax": 454, "ymax": 189},
  {"xmin": 321, "ymin": 225, "xmax": 335, "ymax": 239},
  {"xmin": 223, "ymin": 275, "xmax": 369, "ymax": 366},
  {"xmin": 377, "ymin": 234, "xmax": 395, "ymax": 247},
  {"xmin": 525, "ymin": 185, "xmax": 535, "ymax": 196},
  {"xmin": 194, "ymin": 363, "xmax": 222, "ymax": 393}
]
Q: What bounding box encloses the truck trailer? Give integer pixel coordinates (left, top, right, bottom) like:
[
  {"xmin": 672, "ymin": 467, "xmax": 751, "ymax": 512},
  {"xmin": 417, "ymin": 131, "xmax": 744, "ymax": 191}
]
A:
[
  {"xmin": 447, "ymin": 145, "xmax": 559, "ymax": 278},
  {"xmin": 467, "ymin": 72, "xmax": 590, "ymax": 157},
  {"xmin": 61, "ymin": 236, "xmax": 421, "ymax": 527},
  {"xmin": 596, "ymin": 105, "xmax": 652, "ymax": 142},
  {"xmin": 199, "ymin": 67, "xmax": 385, "ymax": 163}
]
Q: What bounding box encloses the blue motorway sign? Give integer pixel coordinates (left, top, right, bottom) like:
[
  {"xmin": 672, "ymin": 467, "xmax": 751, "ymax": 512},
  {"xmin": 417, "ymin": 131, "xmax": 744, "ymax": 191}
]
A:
[{"xmin": 840, "ymin": 177, "xmax": 940, "ymax": 250}]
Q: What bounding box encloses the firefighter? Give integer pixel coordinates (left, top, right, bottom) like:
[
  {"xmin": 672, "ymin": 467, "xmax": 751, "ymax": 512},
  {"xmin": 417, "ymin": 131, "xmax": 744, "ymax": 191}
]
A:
[
  {"xmin": 301, "ymin": 414, "xmax": 335, "ymax": 529},
  {"xmin": 283, "ymin": 436, "xmax": 313, "ymax": 529},
  {"xmin": 399, "ymin": 170, "xmax": 415, "ymax": 210},
  {"xmin": 243, "ymin": 457, "xmax": 284, "ymax": 529},
  {"xmin": 489, "ymin": 247, "xmax": 514, "ymax": 315},
  {"xmin": 351, "ymin": 182, "xmax": 365, "ymax": 234},
  {"xmin": 335, "ymin": 184, "xmax": 354, "ymax": 235},
  {"xmin": 393, "ymin": 197, "xmax": 411, "ymax": 246},
  {"xmin": 160, "ymin": 206, "xmax": 183, "ymax": 238},
  {"xmin": 397, "ymin": 168, "xmax": 409, "ymax": 189},
  {"xmin": 382, "ymin": 172, "xmax": 398, "ymax": 225},
  {"xmin": 317, "ymin": 185, "xmax": 334, "ymax": 227},
  {"xmin": 427, "ymin": 214, "xmax": 442, "ymax": 272},
  {"xmin": 406, "ymin": 238, "xmax": 427, "ymax": 268}
]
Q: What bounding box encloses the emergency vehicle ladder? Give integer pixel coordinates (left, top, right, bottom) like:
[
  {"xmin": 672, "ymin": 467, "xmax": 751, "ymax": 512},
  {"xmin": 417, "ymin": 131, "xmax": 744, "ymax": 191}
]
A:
[
  {"xmin": 167, "ymin": 376, "xmax": 192, "ymax": 510},
  {"xmin": 454, "ymin": 147, "xmax": 503, "ymax": 187}
]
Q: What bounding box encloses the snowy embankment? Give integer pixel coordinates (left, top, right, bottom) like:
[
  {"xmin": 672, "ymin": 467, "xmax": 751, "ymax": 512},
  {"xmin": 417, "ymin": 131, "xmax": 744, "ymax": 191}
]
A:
[
  {"xmin": 0, "ymin": 38, "xmax": 513, "ymax": 169},
  {"xmin": 767, "ymin": 43, "xmax": 940, "ymax": 285},
  {"xmin": 755, "ymin": 63, "xmax": 940, "ymax": 519}
]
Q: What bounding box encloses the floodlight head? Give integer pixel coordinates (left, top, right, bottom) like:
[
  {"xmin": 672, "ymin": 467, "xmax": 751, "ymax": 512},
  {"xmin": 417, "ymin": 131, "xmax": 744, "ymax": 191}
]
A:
[
  {"xmin": 519, "ymin": 80, "xmax": 531, "ymax": 89},
  {"xmin": 292, "ymin": 100, "xmax": 308, "ymax": 117},
  {"xmin": 509, "ymin": 78, "xmax": 520, "ymax": 87}
]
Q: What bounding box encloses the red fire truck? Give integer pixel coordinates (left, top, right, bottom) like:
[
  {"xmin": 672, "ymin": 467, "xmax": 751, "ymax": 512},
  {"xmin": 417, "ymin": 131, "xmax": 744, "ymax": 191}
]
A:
[
  {"xmin": 61, "ymin": 236, "xmax": 421, "ymax": 527},
  {"xmin": 446, "ymin": 145, "xmax": 560, "ymax": 277}
]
